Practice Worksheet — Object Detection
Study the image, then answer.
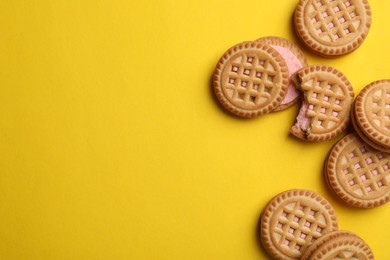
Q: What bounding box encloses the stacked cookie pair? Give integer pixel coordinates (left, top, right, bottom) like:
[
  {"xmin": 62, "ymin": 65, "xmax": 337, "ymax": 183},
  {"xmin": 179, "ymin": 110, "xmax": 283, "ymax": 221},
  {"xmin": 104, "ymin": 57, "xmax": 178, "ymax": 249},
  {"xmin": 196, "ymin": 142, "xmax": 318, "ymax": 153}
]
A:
[
  {"xmin": 260, "ymin": 189, "xmax": 374, "ymax": 259},
  {"xmin": 213, "ymin": 37, "xmax": 306, "ymax": 118},
  {"xmin": 213, "ymin": 37, "xmax": 355, "ymax": 142},
  {"xmin": 324, "ymin": 81, "xmax": 390, "ymax": 208},
  {"xmin": 352, "ymin": 80, "xmax": 390, "ymax": 153}
]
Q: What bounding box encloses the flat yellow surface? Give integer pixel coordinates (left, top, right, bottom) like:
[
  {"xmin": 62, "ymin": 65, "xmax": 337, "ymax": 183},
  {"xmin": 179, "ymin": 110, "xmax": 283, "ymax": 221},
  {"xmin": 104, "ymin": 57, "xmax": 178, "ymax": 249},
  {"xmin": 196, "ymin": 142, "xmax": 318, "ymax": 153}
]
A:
[{"xmin": 0, "ymin": 0, "xmax": 389, "ymax": 259}]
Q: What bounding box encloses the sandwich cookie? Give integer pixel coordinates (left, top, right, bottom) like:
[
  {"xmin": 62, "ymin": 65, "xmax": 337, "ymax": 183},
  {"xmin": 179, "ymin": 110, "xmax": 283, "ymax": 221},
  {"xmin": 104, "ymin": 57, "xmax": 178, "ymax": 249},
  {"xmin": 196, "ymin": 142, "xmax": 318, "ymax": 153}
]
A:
[
  {"xmin": 325, "ymin": 133, "xmax": 390, "ymax": 208},
  {"xmin": 260, "ymin": 189, "xmax": 338, "ymax": 260},
  {"xmin": 291, "ymin": 65, "xmax": 354, "ymax": 141},
  {"xmin": 294, "ymin": 0, "xmax": 372, "ymax": 57},
  {"xmin": 256, "ymin": 36, "xmax": 308, "ymax": 111},
  {"xmin": 352, "ymin": 79, "xmax": 390, "ymax": 153},
  {"xmin": 301, "ymin": 230, "xmax": 374, "ymax": 260},
  {"xmin": 213, "ymin": 41, "xmax": 289, "ymax": 118}
]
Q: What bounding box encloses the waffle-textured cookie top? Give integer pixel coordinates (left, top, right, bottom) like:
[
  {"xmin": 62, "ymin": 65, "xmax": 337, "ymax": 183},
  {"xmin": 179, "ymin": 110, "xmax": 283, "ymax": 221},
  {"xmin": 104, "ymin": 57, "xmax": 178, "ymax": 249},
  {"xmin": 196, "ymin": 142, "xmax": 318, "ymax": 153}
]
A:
[
  {"xmin": 213, "ymin": 42, "xmax": 289, "ymax": 118},
  {"xmin": 260, "ymin": 189, "xmax": 338, "ymax": 260},
  {"xmin": 326, "ymin": 133, "xmax": 390, "ymax": 208},
  {"xmin": 291, "ymin": 65, "xmax": 354, "ymax": 141},
  {"xmin": 294, "ymin": 0, "xmax": 372, "ymax": 56},
  {"xmin": 354, "ymin": 79, "xmax": 390, "ymax": 150}
]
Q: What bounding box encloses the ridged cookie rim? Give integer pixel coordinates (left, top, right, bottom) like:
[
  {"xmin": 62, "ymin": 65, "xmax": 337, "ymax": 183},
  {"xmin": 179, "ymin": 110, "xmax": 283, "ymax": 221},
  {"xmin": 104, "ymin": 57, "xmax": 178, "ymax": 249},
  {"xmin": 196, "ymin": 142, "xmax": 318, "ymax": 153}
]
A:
[
  {"xmin": 294, "ymin": 0, "xmax": 372, "ymax": 57},
  {"xmin": 326, "ymin": 133, "xmax": 390, "ymax": 208},
  {"xmin": 354, "ymin": 79, "xmax": 390, "ymax": 148},
  {"xmin": 307, "ymin": 231, "xmax": 374, "ymax": 260},
  {"xmin": 351, "ymin": 103, "xmax": 390, "ymax": 153},
  {"xmin": 260, "ymin": 189, "xmax": 338, "ymax": 260},
  {"xmin": 301, "ymin": 230, "xmax": 356, "ymax": 260},
  {"xmin": 213, "ymin": 41, "xmax": 289, "ymax": 118}
]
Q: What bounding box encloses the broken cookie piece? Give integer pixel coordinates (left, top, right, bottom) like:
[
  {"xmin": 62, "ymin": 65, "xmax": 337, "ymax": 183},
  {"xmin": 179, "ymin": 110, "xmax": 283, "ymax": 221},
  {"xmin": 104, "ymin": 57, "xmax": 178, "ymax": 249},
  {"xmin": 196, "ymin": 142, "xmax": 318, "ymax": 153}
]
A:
[{"xmin": 290, "ymin": 65, "xmax": 354, "ymax": 141}]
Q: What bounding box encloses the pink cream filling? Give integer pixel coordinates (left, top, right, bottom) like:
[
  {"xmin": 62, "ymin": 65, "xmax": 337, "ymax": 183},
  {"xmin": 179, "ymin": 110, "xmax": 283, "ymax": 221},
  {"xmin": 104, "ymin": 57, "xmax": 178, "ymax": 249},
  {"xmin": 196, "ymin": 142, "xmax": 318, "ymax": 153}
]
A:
[
  {"xmin": 295, "ymin": 101, "xmax": 310, "ymax": 131},
  {"xmin": 271, "ymin": 46, "xmax": 302, "ymax": 105}
]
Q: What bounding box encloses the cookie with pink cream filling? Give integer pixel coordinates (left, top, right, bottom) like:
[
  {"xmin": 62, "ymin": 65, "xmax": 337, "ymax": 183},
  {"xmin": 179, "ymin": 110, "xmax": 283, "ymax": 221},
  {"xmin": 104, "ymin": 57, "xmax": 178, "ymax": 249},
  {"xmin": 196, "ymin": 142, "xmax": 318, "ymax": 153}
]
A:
[
  {"xmin": 351, "ymin": 79, "xmax": 390, "ymax": 153},
  {"xmin": 294, "ymin": 0, "xmax": 372, "ymax": 57},
  {"xmin": 290, "ymin": 65, "xmax": 354, "ymax": 141},
  {"xmin": 325, "ymin": 133, "xmax": 390, "ymax": 208},
  {"xmin": 256, "ymin": 36, "xmax": 308, "ymax": 111},
  {"xmin": 260, "ymin": 189, "xmax": 338, "ymax": 260}
]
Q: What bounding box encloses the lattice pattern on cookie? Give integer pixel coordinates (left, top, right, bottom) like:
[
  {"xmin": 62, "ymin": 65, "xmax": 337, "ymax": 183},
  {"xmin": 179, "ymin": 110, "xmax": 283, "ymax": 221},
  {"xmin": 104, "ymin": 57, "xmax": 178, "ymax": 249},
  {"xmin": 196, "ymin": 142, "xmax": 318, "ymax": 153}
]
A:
[
  {"xmin": 309, "ymin": 0, "xmax": 362, "ymax": 42},
  {"xmin": 340, "ymin": 144, "xmax": 390, "ymax": 196},
  {"xmin": 370, "ymin": 87, "xmax": 390, "ymax": 132},
  {"xmin": 225, "ymin": 54, "xmax": 278, "ymax": 106},
  {"xmin": 274, "ymin": 202, "xmax": 327, "ymax": 252},
  {"xmin": 302, "ymin": 77, "xmax": 346, "ymax": 130}
]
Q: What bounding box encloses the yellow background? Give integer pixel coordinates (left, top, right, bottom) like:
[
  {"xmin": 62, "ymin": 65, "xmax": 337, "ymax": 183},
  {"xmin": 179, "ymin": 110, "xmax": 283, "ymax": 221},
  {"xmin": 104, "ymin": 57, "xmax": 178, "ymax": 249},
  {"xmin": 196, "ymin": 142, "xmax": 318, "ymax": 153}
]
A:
[{"xmin": 0, "ymin": 0, "xmax": 389, "ymax": 259}]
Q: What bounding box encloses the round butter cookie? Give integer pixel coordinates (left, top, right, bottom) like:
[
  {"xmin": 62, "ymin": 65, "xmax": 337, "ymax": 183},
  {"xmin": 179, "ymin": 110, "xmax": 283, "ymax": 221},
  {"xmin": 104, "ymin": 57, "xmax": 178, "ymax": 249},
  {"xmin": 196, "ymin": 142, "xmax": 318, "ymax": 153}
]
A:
[
  {"xmin": 325, "ymin": 133, "xmax": 390, "ymax": 208},
  {"xmin": 294, "ymin": 0, "xmax": 372, "ymax": 57},
  {"xmin": 260, "ymin": 189, "xmax": 338, "ymax": 260},
  {"xmin": 213, "ymin": 42, "xmax": 289, "ymax": 118},
  {"xmin": 352, "ymin": 79, "xmax": 390, "ymax": 153},
  {"xmin": 290, "ymin": 65, "xmax": 354, "ymax": 141},
  {"xmin": 256, "ymin": 36, "xmax": 308, "ymax": 111},
  {"xmin": 301, "ymin": 230, "xmax": 374, "ymax": 260}
]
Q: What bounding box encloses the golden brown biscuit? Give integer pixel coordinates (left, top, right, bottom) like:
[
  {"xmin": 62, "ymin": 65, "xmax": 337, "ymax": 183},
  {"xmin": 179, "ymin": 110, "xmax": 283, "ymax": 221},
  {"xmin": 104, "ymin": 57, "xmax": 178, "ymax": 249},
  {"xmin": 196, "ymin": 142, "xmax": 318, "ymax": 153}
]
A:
[
  {"xmin": 352, "ymin": 79, "xmax": 390, "ymax": 153},
  {"xmin": 213, "ymin": 42, "xmax": 289, "ymax": 118},
  {"xmin": 294, "ymin": 0, "xmax": 372, "ymax": 57},
  {"xmin": 260, "ymin": 189, "xmax": 338, "ymax": 259},
  {"xmin": 290, "ymin": 65, "xmax": 354, "ymax": 141},
  {"xmin": 325, "ymin": 133, "xmax": 390, "ymax": 208}
]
